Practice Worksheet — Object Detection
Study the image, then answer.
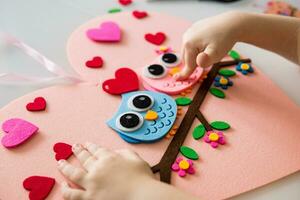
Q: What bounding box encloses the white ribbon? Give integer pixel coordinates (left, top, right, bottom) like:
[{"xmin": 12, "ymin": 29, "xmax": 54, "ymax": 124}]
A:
[{"xmin": 0, "ymin": 33, "xmax": 85, "ymax": 85}]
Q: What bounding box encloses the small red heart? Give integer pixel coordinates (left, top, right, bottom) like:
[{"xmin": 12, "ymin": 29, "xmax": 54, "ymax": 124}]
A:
[
  {"xmin": 53, "ymin": 142, "xmax": 73, "ymax": 161},
  {"xmin": 102, "ymin": 68, "xmax": 139, "ymax": 95},
  {"xmin": 132, "ymin": 10, "xmax": 148, "ymax": 19},
  {"xmin": 85, "ymin": 56, "xmax": 104, "ymax": 68},
  {"xmin": 23, "ymin": 176, "xmax": 55, "ymax": 200},
  {"xmin": 119, "ymin": 0, "xmax": 132, "ymax": 6},
  {"xmin": 26, "ymin": 97, "xmax": 46, "ymax": 112},
  {"xmin": 145, "ymin": 32, "xmax": 166, "ymax": 45}
]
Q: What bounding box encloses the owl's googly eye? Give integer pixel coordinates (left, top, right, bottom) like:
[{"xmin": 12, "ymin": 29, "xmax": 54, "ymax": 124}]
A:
[
  {"xmin": 159, "ymin": 53, "xmax": 181, "ymax": 68},
  {"xmin": 116, "ymin": 112, "xmax": 144, "ymax": 132},
  {"xmin": 143, "ymin": 64, "xmax": 167, "ymax": 79},
  {"xmin": 128, "ymin": 94, "xmax": 154, "ymax": 112}
]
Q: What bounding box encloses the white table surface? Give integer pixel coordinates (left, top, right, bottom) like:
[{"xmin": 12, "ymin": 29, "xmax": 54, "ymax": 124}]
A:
[{"xmin": 0, "ymin": 0, "xmax": 299, "ymax": 199}]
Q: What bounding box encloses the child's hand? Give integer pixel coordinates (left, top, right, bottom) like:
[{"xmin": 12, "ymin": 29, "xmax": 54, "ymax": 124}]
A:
[
  {"xmin": 58, "ymin": 142, "xmax": 154, "ymax": 200},
  {"xmin": 176, "ymin": 11, "xmax": 245, "ymax": 80}
]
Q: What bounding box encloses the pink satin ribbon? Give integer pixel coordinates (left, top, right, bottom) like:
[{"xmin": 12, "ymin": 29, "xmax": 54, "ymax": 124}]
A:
[{"xmin": 0, "ymin": 33, "xmax": 85, "ymax": 85}]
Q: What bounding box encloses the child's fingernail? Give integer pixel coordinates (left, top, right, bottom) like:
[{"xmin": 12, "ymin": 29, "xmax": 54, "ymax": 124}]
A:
[
  {"xmin": 84, "ymin": 141, "xmax": 92, "ymax": 147},
  {"xmin": 72, "ymin": 143, "xmax": 82, "ymax": 153},
  {"xmin": 57, "ymin": 159, "xmax": 66, "ymax": 166}
]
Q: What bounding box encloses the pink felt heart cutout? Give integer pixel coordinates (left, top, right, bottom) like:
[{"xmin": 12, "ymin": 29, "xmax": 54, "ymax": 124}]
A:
[
  {"xmin": 86, "ymin": 21, "xmax": 121, "ymax": 42},
  {"xmin": 1, "ymin": 118, "xmax": 39, "ymax": 148}
]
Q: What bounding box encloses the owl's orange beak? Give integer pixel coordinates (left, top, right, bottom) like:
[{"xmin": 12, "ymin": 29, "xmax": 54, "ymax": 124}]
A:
[
  {"xmin": 145, "ymin": 110, "xmax": 158, "ymax": 121},
  {"xmin": 168, "ymin": 67, "xmax": 181, "ymax": 76}
]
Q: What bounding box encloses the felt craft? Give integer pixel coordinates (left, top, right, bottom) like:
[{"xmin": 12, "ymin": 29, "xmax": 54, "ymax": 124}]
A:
[
  {"xmin": 102, "ymin": 68, "xmax": 139, "ymax": 95},
  {"xmin": 85, "ymin": 56, "xmax": 104, "ymax": 68},
  {"xmin": 107, "ymin": 91, "xmax": 177, "ymax": 143},
  {"xmin": 210, "ymin": 121, "xmax": 230, "ymax": 130},
  {"xmin": 228, "ymin": 50, "xmax": 240, "ymax": 60},
  {"xmin": 175, "ymin": 97, "xmax": 192, "ymax": 106},
  {"xmin": 108, "ymin": 8, "xmax": 122, "ymax": 14},
  {"xmin": 53, "ymin": 142, "xmax": 73, "ymax": 161},
  {"xmin": 23, "ymin": 176, "xmax": 55, "ymax": 200},
  {"xmin": 144, "ymin": 32, "xmax": 166, "ymax": 45},
  {"xmin": 1, "ymin": 118, "xmax": 39, "ymax": 148},
  {"xmin": 141, "ymin": 52, "xmax": 203, "ymax": 95},
  {"xmin": 209, "ymin": 87, "xmax": 225, "ymax": 98},
  {"xmin": 236, "ymin": 62, "xmax": 254, "ymax": 75},
  {"xmin": 179, "ymin": 146, "xmax": 199, "ymax": 160},
  {"xmin": 132, "ymin": 10, "xmax": 148, "ymax": 19},
  {"xmin": 204, "ymin": 131, "xmax": 226, "ymax": 148},
  {"xmin": 192, "ymin": 124, "xmax": 206, "ymax": 140},
  {"xmin": 1, "ymin": 12, "xmax": 300, "ymax": 200},
  {"xmin": 86, "ymin": 21, "xmax": 121, "ymax": 42},
  {"xmin": 218, "ymin": 69, "xmax": 236, "ymax": 77},
  {"xmin": 171, "ymin": 157, "xmax": 195, "ymax": 177},
  {"xmin": 26, "ymin": 97, "xmax": 47, "ymax": 112},
  {"xmin": 118, "ymin": 0, "xmax": 132, "ymax": 6}
]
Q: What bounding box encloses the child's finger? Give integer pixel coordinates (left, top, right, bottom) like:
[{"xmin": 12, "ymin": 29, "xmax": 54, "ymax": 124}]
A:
[
  {"xmin": 61, "ymin": 182, "xmax": 85, "ymax": 200},
  {"xmin": 72, "ymin": 144, "xmax": 97, "ymax": 171},
  {"xmin": 197, "ymin": 44, "xmax": 220, "ymax": 68},
  {"xmin": 176, "ymin": 47, "xmax": 198, "ymax": 80},
  {"xmin": 116, "ymin": 149, "xmax": 142, "ymax": 161},
  {"xmin": 84, "ymin": 142, "xmax": 114, "ymax": 160},
  {"xmin": 58, "ymin": 160, "xmax": 86, "ymax": 185}
]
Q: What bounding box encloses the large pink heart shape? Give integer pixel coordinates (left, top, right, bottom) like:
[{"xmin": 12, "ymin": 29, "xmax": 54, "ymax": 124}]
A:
[
  {"xmin": 1, "ymin": 118, "xmax": 39, "ymax": 148},
  {"xmin": 86, "ymin": 21, "xmax": 121, "ymax": 42}
]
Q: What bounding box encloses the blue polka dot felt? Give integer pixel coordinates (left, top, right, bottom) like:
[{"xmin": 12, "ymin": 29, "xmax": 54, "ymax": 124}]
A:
[{"xmin": 107, "ymin": 91, "xmax": 177, "ymax": 143}]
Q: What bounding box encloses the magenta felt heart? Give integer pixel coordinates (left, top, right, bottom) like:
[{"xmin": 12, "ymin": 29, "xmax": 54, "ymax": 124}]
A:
[
  {"xmin": 86, "ymin": 21, "xmax": 121, "ymax": 42},
  {"xmin": 1, "ymin": 118, "xmax": 39, "ymax": 148}
]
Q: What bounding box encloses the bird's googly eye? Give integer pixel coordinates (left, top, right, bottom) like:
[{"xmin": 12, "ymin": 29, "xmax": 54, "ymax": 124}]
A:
[
  {"xmin": 159, "ymin": 53, "xmax": 181, "ymax": 68},
  {"xmin": 128, "ymin": 93, "xmax": 154, "ymax": 112},
  {"xmin": 143, "ymin": 64, "xmax": 167, "ymax": 79},
  {"xmin": 116, "ymin": 112, "xmax": 144, "ymax": 132}
]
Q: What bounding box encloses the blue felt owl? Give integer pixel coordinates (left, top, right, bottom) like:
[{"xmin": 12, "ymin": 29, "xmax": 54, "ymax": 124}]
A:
[{"xmin": 107, "ymin": 91, "xmax": 177, "ymax": 143}]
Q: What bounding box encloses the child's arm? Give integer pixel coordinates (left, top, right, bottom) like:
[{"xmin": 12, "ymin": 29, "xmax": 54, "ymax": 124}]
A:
[
  {"xmin": 58, "ymin": 143, "xmax": 198, "ymax": 200},
  {"xmin": 176, "ymin": 11, "xmax": 300, "ymax": 80}
]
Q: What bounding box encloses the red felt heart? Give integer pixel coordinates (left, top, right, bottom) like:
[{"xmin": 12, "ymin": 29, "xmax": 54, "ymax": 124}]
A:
[
  {"xmin": 119, "ymin": 0, "xmax": 132, "ymax": 6},
  {"xmin": 132, "ymin": 10, "xmax": 148, "ymax": 19},
  {"xmin": 26, "ymin": 97, "xmax": 47, "ymax": 112},
  {"xmin": 53, "ymin": 142, "xmax": 73, "ymax": 161},
  {"xmin": 144, "ymin": 32, "xmax": 166, "ymax": 45},
  {"xmin": 102, "ymin": 68, "xmax": 139, "ymax": 95},
  {"xmin": 85, "ymin": 56, "xmax": 104, "ymax": 68},
  {"xmin": 23, "ymin": 176, "xmax": 55, "ymax": 200}
]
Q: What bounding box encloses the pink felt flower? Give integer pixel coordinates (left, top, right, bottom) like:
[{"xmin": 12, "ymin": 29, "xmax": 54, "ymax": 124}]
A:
[
  {"xmin": 204, "ymin": 131, "xmax": 226, "ymax": 148},
  {"xmin": 171, "ymin": 157, "xmax": 195, "ymax": 177}
]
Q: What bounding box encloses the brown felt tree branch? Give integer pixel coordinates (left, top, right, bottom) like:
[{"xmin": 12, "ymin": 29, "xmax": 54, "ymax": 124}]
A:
[{"xmin": 151, "ymin": 58, "xmax": 251, "ymax": 183}]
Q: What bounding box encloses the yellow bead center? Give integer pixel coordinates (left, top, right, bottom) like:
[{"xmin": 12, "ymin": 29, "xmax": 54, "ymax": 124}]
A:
[
  {"xmin": 219, "ymin": 77, "xmax": 228, "ymax": 85},
  {"xmin": 241, "ymin": 63, "xmax": 250, "ymax": 70},
  {"xmin": 209, "ymin": 132, "xmax": 219, "ymax": 142},
  {"xmin": 179, "ymin": 160, "xmax": 190, "ymax": 170},
  {"xmin": 159, "ymin": 46, "xmax": 168, "ymax": 51}
]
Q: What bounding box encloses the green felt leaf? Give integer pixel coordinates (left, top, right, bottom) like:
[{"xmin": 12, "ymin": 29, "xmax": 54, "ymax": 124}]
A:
[
  {"xmin": 209, "ymin": 88, "xmax": 225, "ymax": 99},
  {"xmin": 210, "ymin": 121, "xmax": 230, "ymax": 130},
  {"xmin": 180, "ymin": 146, "xmax": 199, "ymax": 160},
  {"xmin": 228, "ymin": 50, "xmax": 240, "ymax": 60},
  {"xmin": 175, "ymin": 97, "xmax": 192, "ymax": 106},
  {"xmin": 192, "ymin": 124, "xmax": 206, "ymax": 140},
  {"xmin": 108, "ymin": 8, "xmax": 122, "ymax": 13},
  {"xmin": 218, "ymin": 69, "xmax": 236, "ymax": 77}
]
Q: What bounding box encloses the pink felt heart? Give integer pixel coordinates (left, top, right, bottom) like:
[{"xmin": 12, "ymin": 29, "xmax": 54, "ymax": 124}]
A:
[
  {"xmin": 1, "ymin": 118, "xmax": 39, "ymax": 148},
  {"xmin": 23, "ymin": 176, "xmax": 55, "ymax": 200},
  {"xmin": 86, "ymin": 22, "xmax": 121, "ymax": 42}
]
